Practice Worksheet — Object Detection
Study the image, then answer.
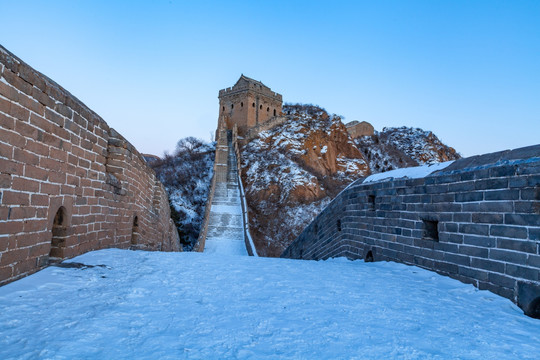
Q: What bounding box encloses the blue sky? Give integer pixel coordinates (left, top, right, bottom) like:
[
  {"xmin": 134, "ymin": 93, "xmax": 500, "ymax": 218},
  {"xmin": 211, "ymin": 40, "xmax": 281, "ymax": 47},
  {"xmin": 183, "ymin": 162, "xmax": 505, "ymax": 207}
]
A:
[{"xmin": 1, "ymin": 0, "xmax": 539, "ymax": 157}]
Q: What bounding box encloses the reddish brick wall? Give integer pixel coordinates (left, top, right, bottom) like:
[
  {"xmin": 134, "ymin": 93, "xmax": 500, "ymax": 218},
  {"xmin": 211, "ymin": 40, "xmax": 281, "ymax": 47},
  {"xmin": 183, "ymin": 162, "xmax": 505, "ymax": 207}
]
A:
[{"xmin": 0, "ymin": 45, "xmax": 180, "ymax": 285}]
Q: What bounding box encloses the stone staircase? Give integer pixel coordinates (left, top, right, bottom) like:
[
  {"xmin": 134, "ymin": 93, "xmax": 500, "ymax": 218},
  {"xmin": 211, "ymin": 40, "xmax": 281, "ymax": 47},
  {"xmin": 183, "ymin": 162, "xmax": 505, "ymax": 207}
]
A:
[{"xmin": 203, "ymin": 134, "xmax": 248, "ymax": 255}]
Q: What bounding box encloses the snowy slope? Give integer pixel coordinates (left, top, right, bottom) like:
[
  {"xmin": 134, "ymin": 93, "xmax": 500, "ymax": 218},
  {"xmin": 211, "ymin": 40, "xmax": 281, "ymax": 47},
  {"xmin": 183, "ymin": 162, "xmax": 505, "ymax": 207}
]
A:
[
  {"xmin": 241, "ymin": 105, "xmax": 368, "ymax": 256},
  {"xmin": 355, "ymin": 126, "xmax": 460, "ymax": 174},
  {"xmin": 1, "ymin": 249, "xmax": 539, "ymax": 359},
  {"xmin": 150, "ymin": 138, "xmax": 215, "ymax": 250}
]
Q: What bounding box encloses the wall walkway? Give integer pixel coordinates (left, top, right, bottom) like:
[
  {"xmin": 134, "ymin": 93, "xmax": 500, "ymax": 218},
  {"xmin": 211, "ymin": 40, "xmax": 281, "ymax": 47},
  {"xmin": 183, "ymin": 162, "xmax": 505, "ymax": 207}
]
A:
[{"xmin": 196, "ymin": 125, "xmax": 257, "ymax": 256}]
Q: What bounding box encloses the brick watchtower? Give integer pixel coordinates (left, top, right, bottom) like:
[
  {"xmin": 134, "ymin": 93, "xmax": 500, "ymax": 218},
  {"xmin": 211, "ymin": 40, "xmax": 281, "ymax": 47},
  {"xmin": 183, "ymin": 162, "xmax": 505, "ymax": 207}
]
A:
[{"xmin": 218, "ymin": 75, "xmax": 283, "ymax": 136}]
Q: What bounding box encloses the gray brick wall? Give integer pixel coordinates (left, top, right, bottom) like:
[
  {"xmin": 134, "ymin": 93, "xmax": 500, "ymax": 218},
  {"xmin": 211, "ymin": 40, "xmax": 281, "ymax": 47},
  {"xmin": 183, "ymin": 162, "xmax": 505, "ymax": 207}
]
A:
[{"xmin": 282, "ymin": 145, "xmax": 540, "ymax": 318}]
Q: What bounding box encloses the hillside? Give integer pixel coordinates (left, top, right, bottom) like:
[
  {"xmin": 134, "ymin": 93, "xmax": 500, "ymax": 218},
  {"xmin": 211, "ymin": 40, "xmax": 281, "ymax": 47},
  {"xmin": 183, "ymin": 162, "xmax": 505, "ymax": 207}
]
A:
[
  {"xmin": 149, "ymin": 137, "xmax": 215, "ymax": 250},
  {"xmin": 241, "ymin": 104, "xmax": 461, "ymax": 256},
  {"xmin": 355, "ymin": 127, "xmax": 460, "ymax": 173},
  {"xmin": 241, "ymin": 105, "xmax": 369, "ymax": 256}
]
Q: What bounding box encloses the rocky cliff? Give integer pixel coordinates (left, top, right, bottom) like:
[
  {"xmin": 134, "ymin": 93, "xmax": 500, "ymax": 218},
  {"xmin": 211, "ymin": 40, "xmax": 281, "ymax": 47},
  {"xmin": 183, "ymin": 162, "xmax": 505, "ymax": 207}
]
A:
[
  {"xmin": 241, "ymin": 104, "xmax": 461, "ymax": 256},
  {"xmin": 241, "ymin": 105, "xmax": 369, "ymax": 256}
]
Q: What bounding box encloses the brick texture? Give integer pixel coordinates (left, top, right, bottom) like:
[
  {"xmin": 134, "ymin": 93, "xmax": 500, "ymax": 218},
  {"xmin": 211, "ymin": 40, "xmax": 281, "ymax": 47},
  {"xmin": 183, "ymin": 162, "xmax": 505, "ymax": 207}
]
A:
[
  {"xmin": 282, "ymin": 145, "xmax": 540, "ymax": 317},
  {"xmin": 0, "ymin": 45, "xmax": 180, "ymax": 286}
]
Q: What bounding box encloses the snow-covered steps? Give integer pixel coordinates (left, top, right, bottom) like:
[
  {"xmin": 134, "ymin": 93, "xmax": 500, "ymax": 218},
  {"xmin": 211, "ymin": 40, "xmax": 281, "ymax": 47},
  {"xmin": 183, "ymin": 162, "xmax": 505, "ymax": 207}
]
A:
[
  {"xmin": 1, "ymin": 249, "xmax": 539, "ymax": 359},
  {"xmin": 204, "ymin": 141, "xmax": 249, "ymax": 256}
]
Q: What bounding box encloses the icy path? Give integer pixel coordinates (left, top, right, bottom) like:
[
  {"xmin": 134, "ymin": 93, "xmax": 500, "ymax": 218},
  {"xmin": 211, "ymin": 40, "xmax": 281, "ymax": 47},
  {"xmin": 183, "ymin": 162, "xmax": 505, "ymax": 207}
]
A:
[
  {"xmin": 1, "ymin": 250, "xmax": 539, "ymax": 359},
  {"xmin": 204, "ymin": 140, "xmax": 248, "ymax": 256}
]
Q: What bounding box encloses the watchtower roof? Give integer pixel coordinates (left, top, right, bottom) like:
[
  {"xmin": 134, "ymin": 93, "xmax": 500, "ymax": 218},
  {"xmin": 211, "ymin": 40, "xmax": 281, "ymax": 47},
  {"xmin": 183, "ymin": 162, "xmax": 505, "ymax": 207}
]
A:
[
  {"xmin": 219, "ymin": 74, "xmax": 282, "ymax": 100},
  {"xmin": 234, "ymin": 74, "xmax": 270, "ymax": 90}
]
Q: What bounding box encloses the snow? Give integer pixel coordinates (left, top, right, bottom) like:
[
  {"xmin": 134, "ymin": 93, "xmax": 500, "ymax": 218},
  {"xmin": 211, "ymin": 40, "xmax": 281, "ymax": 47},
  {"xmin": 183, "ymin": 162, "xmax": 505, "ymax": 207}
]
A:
[
  {"xmin": 204, "ymin": 144, "xmax": 249, "ymax": 256},
  {"xmin": 1, "ymin": 249, "xmax": 539, "ymax": 359},
  {"xmin": 363, "ymin": 161, "xmax": 455, "ymax": 183}
]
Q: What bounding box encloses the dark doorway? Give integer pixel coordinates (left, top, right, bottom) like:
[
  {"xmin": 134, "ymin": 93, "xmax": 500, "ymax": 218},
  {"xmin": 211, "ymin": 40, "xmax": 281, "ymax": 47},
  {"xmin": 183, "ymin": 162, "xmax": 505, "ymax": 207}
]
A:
[
  {"xmin": 49, "ymin": 207, "xmax": 67, "ymax": 263},
  {"xmin": 131, "ymin": 216, "xmax": 139, "ymax": 246}
]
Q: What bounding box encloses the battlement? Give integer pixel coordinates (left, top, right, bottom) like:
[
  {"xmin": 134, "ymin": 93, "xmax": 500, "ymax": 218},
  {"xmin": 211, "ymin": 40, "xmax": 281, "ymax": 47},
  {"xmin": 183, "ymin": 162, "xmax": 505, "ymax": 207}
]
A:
[
  {"xmin": 217, "ymin": 75, "xmax": 283, "ymax": 136},
  {"xmin": 218, "ymin": 82, "xmax": 282, "ymax": 102}
]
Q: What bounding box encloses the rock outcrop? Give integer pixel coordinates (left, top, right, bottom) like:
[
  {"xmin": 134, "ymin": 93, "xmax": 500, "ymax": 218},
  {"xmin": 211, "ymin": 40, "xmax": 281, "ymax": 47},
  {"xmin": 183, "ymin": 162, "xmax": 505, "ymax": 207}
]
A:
[
  {"xmin": 241, "ymin": 105, "xmax": 369, "ymax": 256},
  {"xmin": 240, "ymin": 105, "xmax": 460, "ymax": 257}
]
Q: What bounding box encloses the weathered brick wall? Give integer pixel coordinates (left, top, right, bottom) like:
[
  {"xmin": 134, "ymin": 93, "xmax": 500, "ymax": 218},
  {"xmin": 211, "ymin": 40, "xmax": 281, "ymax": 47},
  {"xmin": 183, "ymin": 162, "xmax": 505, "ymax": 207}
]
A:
[
  {"xmin": 282, "ymin": 145, "xmax": 540, "ymax": 318},
  {"xmin": 0, "ymin": 45, "xmax": 180, "ymax": 285},
  {"xmin": 241, "ymin": 115, "xmax": 288, "ymax": 145}
]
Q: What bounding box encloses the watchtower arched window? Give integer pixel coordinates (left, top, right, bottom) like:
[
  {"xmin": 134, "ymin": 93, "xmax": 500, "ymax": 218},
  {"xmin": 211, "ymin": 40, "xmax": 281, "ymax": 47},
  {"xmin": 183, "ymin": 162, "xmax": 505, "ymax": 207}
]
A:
[
  {"xmin": 49, "ymin": 206, "xmax": 67, "ymax": 263},
  {"xmin": 222, "ymin": 106, "xmax": 225, "ymax": 111},
  {"xmin": 260, "ymin": 105, "xmax": 262, "ymax": 110},
  {"xmin": 252, "ymin": 102, "xmax": 255, "ymax": 107},
  {"xmin": 131, "ymin": 216, "xmax": 139, "ymax": 246},
  {"xmin": 267, "ymin": 107, "xmax": 269, "ymax": 112}
]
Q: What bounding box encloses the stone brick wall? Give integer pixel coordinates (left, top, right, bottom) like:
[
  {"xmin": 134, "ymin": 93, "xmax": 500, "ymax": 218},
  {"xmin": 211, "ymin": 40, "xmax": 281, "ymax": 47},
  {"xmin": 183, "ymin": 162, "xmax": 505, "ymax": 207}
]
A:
[
  {"xmin": 282, "ymin": 145, "xmax": 540, "ymax": 318},
  {"xmin": 0, "ymin": 45, "xmax": 180, "ymax": 285},
  {"xmin": 194, "ymin": 126, "xmax": 228, "ymax": 252}
]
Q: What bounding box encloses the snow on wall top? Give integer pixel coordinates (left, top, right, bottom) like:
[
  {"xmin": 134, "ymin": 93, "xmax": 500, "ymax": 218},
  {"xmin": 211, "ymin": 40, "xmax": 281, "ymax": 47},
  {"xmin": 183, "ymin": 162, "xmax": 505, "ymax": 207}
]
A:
[{"xmin": 363, "ymin": 161, "xmax": 455, "ymax": 183}]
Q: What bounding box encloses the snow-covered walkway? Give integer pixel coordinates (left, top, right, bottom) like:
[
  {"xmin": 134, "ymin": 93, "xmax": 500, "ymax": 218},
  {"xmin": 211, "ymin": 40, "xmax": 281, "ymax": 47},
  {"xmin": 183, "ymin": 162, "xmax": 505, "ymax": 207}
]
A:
[
  {"xmin": 1, "ymin": 249, "xmax": 539, "ymax": 359},
  {"xmin": 204, "ymin": 140, "xmax": 248, "ymax": 256}
]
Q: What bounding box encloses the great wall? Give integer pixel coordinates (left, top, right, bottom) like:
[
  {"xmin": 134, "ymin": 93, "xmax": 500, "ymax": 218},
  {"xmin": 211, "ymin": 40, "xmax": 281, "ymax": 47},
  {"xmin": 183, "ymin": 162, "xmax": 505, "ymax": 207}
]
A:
[
  {"xmin": 1, "ymin": 47, "xmax": 539, "ymax": 319},
  {"xmin": 282, "ymin": 147, "xmax": 540, "ymax": 317},
  {"xmin": 0, "ymin": 45, "xmax": 180, "ymax": 285}
]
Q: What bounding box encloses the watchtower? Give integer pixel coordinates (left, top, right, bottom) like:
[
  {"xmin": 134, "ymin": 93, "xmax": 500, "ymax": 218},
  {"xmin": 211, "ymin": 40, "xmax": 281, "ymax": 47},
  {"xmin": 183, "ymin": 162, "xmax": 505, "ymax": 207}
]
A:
[{"xmin": 218, "ymin": 75, "xmax": 283, "ymax": 136}]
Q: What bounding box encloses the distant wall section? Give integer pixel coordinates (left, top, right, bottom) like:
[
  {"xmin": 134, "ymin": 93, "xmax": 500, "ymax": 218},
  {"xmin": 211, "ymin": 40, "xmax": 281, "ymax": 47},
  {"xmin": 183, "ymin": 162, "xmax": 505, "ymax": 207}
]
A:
[
  {"xmin": 0, "ymin": 45, "xmax": 180, "ymax": 285},
  {"xmin": 345, "ymin": 121, "xmax": 374, "ymax": 138}
]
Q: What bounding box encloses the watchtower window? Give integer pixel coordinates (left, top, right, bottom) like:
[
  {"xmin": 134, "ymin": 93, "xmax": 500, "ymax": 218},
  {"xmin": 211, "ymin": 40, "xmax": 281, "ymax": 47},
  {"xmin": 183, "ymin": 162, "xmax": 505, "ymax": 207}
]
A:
[
  {"xmin": 231, "ymin": 104, "xmax": 234, "ymax": 109},
  {"xmin": 267, "ymin": 107, "xmax": 269, "ymax": 112},
  {"xmin": 50, "ymin": 206, "xmax": 67, "ymax": 263},
  {"xmin": 222, "ymin": 106, "xmax": 224, "ymax": 111},
  {"xmin": 260, "ymin": 105, "xmax": 263, "ymax": 110},
  {"xmin": 131, "ymin": 216, "xmax": 139, "ymax": 246},
  {"xmin": 274, "ymin": 109, "xmax": 276, "ymax": 116},
  {"xmin": 252, "ymin": 102, "xmax": 255, "ymax": 107},
  {"xmin": 241, "ymin": 102, "xmax": 244, "ymax": 107},
  {"xmin": 422, "ymin": 219, "xmax": 439, "ymax": 241}
]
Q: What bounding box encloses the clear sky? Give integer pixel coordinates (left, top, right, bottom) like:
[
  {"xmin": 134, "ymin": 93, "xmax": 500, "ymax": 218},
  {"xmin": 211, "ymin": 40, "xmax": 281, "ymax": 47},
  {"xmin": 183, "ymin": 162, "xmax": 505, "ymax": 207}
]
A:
[{"xmin": 1, "ymin": 0, "xmax": 539, "ymax": 157}]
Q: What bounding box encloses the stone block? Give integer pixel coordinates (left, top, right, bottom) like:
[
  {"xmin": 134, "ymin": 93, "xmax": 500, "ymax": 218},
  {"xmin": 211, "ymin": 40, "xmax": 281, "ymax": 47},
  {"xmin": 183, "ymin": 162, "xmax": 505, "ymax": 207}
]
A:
[
  {"xmin": 490, "ymin": 225, "xmax": 528, "ymax": 239},
  {"xmin": 484, "ymin": 189, "xmax": 519, "ymax": 201},
  {"xmin": 474, "ymin": 178, "xmax": 508, "ymax": 190},
  {"xmin": 505, "ymin": 214, "xmax": 540, "ymax": 227},
  {"xmin": 472, "ymin": 213, "xmax": 503, "ymax": 224},
  {"xmin": 489, "ymin": 248, "xmax": 528, "ymax": 264},
  {"xmin": 458, "ymin": 266, "xmax": 489, "ymax": 281},
  {"xmin": 455, "ymin": 192, "xmax": 483, "ymax": 202},
  {"xmin": 459, "ymin": 223, "xmax": 489, "ymax": 236},
  {"xmin": 471, "ymin": 257, "xmax": 505, "ymax": 273},
  {"xmin": 506, "ymin": 264, "xmax": 538, "ymax": 281},
  {"xmin": 496, "ymin": 238, "xmax": 537, "ymax": 253},
  {"xmin": 459, "ymin": 244, "xmax": 488, "ymax": 257}
]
